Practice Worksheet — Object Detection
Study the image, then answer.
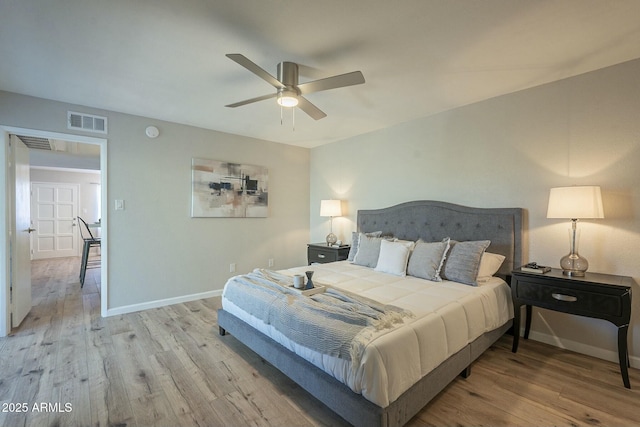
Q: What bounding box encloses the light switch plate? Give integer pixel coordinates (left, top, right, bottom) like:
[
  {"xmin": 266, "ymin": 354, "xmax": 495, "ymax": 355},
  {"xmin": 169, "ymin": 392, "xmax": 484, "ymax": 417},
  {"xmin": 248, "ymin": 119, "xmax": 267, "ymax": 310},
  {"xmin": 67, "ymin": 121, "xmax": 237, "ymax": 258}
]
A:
[{"xmin": 115, "ymin": 199, "xmax": 125, "ymax": 210}]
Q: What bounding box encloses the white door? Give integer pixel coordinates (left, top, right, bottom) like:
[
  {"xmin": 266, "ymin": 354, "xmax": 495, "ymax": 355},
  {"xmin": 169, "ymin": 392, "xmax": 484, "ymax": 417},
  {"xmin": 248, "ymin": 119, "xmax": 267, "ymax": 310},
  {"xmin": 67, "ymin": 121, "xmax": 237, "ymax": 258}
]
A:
[
  {"xmin": 31, "ymin": 182, "xmax": 79, "ymax": 259},
  {"xmin": 10, "ymin": 135, "xmax": 32, "ymax": 328}
]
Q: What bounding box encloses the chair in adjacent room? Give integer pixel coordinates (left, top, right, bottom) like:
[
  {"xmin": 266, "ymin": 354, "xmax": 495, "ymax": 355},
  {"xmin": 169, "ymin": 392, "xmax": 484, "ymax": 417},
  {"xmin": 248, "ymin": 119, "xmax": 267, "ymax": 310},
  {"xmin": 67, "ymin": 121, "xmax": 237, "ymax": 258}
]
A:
[{"xmin": 78, "ymin": 216, "xmax": 101, "ymax": 287}]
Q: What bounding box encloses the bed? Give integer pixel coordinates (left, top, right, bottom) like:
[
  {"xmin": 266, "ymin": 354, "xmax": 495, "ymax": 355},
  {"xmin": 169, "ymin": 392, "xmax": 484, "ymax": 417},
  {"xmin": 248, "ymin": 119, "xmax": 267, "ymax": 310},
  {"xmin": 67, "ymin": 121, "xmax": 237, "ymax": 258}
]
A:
[{"xmin": 218, "ymin": 200, "xmax": 524, "ymax": 427}]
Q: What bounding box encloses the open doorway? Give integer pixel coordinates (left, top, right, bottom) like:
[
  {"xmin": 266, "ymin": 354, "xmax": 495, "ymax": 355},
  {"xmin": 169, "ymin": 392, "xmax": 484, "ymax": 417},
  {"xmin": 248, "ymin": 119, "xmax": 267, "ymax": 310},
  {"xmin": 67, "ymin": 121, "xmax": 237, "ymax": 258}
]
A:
[
  {"xmin": 1, "ymin": 126, "xmax": 108, "ymax": 336},
  {"xmin": 29, "ymin": 138, "xmax": 102, "ymax": 292}
]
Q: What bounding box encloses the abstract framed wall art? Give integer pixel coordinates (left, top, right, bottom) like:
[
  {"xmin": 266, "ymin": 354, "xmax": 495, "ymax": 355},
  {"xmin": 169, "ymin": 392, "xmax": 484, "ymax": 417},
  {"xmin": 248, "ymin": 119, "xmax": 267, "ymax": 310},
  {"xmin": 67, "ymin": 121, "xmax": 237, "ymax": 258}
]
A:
[{"xmin": 191, "ymin": 158, "xmax": 268, "ymax": 218}]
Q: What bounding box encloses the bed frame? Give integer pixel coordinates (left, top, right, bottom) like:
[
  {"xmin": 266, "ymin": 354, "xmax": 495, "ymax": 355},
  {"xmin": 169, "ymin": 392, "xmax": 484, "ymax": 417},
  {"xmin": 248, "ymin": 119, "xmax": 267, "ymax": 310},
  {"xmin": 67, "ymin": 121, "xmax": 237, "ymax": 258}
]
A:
[{"xmin": 218, "ymin": 200, "xmax": 524, "ymax": 427}]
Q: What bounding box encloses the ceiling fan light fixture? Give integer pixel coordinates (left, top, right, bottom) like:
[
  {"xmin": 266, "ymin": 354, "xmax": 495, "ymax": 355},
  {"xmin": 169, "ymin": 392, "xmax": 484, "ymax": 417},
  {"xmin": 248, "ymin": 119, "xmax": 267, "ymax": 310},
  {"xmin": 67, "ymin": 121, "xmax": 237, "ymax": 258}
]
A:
[
  {"xmin": 276, "ymin": 89, "xmax": 299, "ymax": 107},
  {"xmin": 225, "ymin": 54, "xmax": 364, "ymax": 120}
]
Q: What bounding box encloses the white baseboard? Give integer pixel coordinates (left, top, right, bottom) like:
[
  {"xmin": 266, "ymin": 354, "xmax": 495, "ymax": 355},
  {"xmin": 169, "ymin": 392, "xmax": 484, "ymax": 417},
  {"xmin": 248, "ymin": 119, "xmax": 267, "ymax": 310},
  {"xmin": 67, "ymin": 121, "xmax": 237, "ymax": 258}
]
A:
[
  {"xmin": 524, "ymin": 328, "xmax": 639, "ymax": 369},
  {"xmin": 105, "ymin": 289, "xmax": 223, "ymax": 317}
]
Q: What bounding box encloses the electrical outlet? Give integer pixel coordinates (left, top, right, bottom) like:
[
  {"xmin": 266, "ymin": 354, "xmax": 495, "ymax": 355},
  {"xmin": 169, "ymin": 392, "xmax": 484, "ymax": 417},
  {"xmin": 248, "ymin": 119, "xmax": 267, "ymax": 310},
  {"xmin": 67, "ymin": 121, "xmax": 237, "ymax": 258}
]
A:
[
  {"xmin": 268, "ymin": 258, "xmax": 274, "ymax": 267},
  {"xmin": 230, "ymin": 263, "xmax": 236, "ymax": 273}
]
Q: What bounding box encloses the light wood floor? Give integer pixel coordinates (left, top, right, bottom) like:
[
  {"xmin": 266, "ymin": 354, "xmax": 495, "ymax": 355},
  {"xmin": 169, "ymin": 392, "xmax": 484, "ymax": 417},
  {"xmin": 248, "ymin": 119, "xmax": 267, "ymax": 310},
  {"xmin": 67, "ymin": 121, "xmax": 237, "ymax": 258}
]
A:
[{"xmin": 1, "ymin": 257, "xmax": 638, "ymax": 427}]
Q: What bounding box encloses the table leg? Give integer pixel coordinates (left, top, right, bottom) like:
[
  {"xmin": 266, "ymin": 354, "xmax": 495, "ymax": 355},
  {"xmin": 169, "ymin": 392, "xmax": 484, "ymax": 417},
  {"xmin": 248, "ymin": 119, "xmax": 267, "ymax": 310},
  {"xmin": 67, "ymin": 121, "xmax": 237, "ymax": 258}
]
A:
[
  {"xmin": 512, "ymin": 303, "xmax": 521, "ymax": 353},
  {"xmin": 524, "ymin": 305, "xmax": 532, "ymax": 339},
  {"xmin": 618, "ymin": 325, "xmax": 631, "ymax": 389}
]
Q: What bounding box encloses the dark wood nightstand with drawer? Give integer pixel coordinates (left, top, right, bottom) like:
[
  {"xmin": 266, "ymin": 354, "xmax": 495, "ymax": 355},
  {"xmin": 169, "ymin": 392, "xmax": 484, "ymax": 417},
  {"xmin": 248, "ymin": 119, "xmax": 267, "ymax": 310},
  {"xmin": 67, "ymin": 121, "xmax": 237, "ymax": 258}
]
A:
[
  {"xmin": 307, "ymin": 243, "xmax": 350, "ymax": 265},
  {"xmin": 511, "ymin": 267, "xmax": 634, "ymax": 388}
]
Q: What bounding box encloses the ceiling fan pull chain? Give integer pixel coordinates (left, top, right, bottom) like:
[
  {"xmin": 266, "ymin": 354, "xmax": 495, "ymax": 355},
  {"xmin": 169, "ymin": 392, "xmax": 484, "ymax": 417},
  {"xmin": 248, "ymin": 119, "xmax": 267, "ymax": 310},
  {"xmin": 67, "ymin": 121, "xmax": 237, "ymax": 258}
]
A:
[
  {"xmin": 280, "ymin": 105, "xmax": 283, "ymax": 126},
  {"xmin": 292, "ymin": 107, "xmax": 295, "ymax": 131}
]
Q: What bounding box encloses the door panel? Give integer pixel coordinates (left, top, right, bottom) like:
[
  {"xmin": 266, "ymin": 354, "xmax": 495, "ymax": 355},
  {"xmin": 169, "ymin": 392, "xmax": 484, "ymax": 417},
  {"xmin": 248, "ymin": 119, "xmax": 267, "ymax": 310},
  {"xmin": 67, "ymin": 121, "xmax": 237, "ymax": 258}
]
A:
[
  {"xmin": 31, "ymin": 182, "xmax": 79, "ymax": 259},
  {"xmin": 11, "ymin": 135, "xmax": 31, "ymax": 328}
]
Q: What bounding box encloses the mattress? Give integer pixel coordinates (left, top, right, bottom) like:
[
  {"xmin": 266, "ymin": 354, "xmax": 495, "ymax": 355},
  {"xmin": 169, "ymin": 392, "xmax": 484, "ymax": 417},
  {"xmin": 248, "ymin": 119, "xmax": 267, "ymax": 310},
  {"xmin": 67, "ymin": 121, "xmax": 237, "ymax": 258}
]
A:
[{"xmin": 221, "ymin": 261, "xmax": 513, "ymax": 407}]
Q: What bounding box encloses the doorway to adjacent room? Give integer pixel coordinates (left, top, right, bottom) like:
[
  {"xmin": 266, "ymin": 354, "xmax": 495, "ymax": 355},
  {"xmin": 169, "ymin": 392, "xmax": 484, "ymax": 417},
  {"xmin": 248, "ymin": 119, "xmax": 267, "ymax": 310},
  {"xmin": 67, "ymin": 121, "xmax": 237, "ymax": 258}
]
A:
[{"xmin": 1, "ymin": 126, "xmax": 108, "ymax": 336}]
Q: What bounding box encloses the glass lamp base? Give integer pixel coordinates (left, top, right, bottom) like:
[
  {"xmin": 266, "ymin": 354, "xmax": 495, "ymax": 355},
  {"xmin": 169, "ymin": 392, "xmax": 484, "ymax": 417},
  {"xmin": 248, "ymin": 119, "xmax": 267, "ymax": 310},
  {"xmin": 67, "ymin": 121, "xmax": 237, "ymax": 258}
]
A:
[
  {"xmin": 560, "ymin": 253, "xmax": 588, "ymax": 277},
  {"xmin": 560, "ymin": 223, "xmax": 588, "ymax": 277},
  {"xmin": 325, "ymin": 232, "xmax": 337, "ymax": 246}
]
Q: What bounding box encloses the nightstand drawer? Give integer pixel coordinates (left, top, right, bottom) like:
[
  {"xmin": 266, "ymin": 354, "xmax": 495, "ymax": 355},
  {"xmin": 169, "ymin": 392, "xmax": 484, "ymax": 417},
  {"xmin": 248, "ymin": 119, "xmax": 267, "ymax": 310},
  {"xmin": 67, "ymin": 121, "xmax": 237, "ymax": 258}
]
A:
[
  {"xmin": 308, "ymin": 247, "xmax": 339, "ymax": 263},
  {"xmin": 307, "ymin": 243, "xmax": 350, "ymax": 265},
  {"xmin": 515, "ymin": 280, "xmax": 623, "ymax": 319}
]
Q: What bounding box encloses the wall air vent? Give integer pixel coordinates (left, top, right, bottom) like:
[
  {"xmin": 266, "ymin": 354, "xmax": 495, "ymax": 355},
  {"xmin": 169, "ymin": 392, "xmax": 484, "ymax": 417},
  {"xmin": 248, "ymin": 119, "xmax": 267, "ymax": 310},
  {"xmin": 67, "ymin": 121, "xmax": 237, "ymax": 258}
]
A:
[
  {"xmin": 16, "ymin": 135, "xmax": 52, "ymax": 150},
  {"xmin": 67, "ymin": 111, "xmax": 108, "ymax": 134}
]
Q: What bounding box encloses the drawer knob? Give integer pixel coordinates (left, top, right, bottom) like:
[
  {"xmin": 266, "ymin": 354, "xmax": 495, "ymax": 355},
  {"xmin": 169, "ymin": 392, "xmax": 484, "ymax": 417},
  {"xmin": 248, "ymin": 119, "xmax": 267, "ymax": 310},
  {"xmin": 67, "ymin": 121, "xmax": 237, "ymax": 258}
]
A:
[
  {"xmin": 317, "ymin": 254, "xmax": 326, "ymax": 259},
  {"xmin": 552, "ymin": 293, "xmax": 578, "ymax": 302}
]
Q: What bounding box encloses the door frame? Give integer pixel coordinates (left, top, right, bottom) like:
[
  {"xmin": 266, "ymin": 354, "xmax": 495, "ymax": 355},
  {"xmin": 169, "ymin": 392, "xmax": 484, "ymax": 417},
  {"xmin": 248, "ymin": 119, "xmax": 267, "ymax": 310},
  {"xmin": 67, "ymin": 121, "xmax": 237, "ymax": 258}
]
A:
[{"xmin": 0, "ymin": 125, "xmax": 108, "ymax": 336}]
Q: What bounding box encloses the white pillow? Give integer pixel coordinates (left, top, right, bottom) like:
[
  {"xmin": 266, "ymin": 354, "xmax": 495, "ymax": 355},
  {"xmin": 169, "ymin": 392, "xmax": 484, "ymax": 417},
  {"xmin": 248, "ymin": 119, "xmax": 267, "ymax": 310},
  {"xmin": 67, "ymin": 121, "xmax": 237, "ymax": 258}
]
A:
[
  {"xmin": 476, "ymin": 252, "xmax": 506, "ymax": 282},
  {"xmin": 374, "ymin": 239, "xmax": 415, "ymax": 276}
]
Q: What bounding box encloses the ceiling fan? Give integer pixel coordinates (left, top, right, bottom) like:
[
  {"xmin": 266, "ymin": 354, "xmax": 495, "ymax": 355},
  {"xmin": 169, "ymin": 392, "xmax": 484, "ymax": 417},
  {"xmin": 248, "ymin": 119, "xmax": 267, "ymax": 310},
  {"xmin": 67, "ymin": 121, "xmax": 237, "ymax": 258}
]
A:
[{"xmin": 225, "ymin": 53, "xmax": 365, "ymax": 120}]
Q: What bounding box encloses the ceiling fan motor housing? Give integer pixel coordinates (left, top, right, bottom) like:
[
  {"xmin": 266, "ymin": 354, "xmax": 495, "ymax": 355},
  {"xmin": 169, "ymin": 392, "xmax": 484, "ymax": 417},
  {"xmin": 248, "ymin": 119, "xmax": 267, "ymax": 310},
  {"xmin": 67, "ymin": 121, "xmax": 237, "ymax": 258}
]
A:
[
  {"xmin": 277, "ymin": 61, "xmax": 299, "ymax": 86},
  {"xmin": 277, "ymin": 62, "xmax": 300, "ymax": 106}
]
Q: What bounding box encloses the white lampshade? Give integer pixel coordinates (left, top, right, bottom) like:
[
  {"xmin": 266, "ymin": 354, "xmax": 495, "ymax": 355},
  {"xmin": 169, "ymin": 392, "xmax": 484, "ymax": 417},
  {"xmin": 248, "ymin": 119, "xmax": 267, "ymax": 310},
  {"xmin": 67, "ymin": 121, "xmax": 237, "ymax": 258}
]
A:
[
  {"xmin": 547, "ymin": 185, "xmax": 603, "ymax": 277},
  {"xmin": 320, "ymin": 199, "xmax": 342, "ymax": 217},
  {"xmin": 547, "ymin": 186, "xmax": 604, "ymax": 219}
]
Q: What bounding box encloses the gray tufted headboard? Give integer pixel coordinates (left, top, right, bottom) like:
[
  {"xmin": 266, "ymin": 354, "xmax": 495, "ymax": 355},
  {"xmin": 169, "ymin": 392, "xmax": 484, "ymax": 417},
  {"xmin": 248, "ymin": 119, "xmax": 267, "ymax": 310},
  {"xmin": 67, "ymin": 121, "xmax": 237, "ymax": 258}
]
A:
[{"xmin": 357, "ymin": 200, "xmax": 524, "ymax": 277}]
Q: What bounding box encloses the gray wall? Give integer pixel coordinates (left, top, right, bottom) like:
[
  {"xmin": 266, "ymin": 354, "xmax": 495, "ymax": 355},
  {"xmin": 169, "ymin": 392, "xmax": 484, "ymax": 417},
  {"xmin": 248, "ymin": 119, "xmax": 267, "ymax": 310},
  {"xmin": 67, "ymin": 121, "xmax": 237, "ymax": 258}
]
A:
[
  {"xmin": 310, "ymin": 59, "xmax": 640, "ymax": 366},
  {"xmin": 1, "ymin": 91, "xmax": 310, "ymax": 310}
]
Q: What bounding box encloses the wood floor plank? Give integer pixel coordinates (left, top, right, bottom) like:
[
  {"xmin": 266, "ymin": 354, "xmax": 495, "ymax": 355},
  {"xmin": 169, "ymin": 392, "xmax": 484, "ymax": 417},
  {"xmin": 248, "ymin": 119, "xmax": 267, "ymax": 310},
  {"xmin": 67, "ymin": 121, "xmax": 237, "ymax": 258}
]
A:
[
  {"xmin": 111, "ymin": 329, "xmax": 163, "ymax": 399},
  {"xmin": 149, "ymin": 349, "xmax": 226, "ymax": 424},
  {"xmin": 48, "ymin": 377, "xmax": 92, "ymax": 427},
  {"xmin": 0, "ymin": 333, "xmax": 40, "ymax": 426},
  {"xmin": 146, "ymin": 351, "xmax": 195, "ymax": 419},
  {"xmin": 98, "ymin": 352, "xmax": 137, "ymax": 426},
  {"xmin": 129, "ymin": 391, "xmax": 182, "ymax": 427},
  {"xmin": 209, "ymin": 393, "xmax": 260, "ymax": 427},
  {"xmin": 455, "ymin": 367, "xmax": 587, "ymax": 426},
  {"xmin": 487, "ymin": 347, "xmax": 640, "ymax": 426},
  {"xmin": 1, "ymin": 257, "xmax": 638, "ymax": 427},
  {"xmin": 419, "ymin": 386, "xmax": 531, "ymax": 427},
  {"xmin": 137, "ymin": 309, "xmax": 176, "ymax": 352},
  {"xmin": 82, "ymin": 291, "xmax": 113, "ymax": 427},
  {"xmin": 238, "ymin": 372, "xmax": 300, "ymax": 424}
]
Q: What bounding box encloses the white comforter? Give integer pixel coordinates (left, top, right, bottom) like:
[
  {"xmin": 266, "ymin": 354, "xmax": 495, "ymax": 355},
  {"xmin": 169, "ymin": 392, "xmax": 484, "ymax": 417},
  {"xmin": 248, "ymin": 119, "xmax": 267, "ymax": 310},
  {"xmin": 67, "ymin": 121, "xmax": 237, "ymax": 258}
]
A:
[{"xmin": 221, "ymin": 261, "xmax": 513, "ymax": 407}]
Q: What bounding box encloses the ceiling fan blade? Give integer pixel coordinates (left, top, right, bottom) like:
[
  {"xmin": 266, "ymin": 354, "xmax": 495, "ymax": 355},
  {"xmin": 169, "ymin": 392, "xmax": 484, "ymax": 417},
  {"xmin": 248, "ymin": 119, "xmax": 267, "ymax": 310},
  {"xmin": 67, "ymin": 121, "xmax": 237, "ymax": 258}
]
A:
[
  {"xmin": 225, "ymin": 93, "xmax": 276, "ymax": 108},
  {"xmin": 226, "ymin": 54, "xmax": 284, "ymax": 89},
  {"xmin": 297, "ymin": 96, "xmax": 327, "ymax": 120},
  {"xmin": 297, "ymin": 70, "xmax": 365, "ymax": 95}
]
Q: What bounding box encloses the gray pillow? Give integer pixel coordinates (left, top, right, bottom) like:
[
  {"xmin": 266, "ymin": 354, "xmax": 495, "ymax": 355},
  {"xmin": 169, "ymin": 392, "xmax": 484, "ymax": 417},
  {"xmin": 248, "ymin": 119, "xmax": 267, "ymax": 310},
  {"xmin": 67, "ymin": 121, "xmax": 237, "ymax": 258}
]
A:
[
  {"xmin": 441, "ymin": 240, "xmax": 491, "ymax": 286},
  {"xmin": 352, "ymin": 233, "xmax": 385, "ymax": 268},
  {"xmin": 407, "ymin": 238, "xmax": 450, "ymax": 281},
  {"xmin": 348, "ymin": 231, "xmax": 382, "ymax": 262}
]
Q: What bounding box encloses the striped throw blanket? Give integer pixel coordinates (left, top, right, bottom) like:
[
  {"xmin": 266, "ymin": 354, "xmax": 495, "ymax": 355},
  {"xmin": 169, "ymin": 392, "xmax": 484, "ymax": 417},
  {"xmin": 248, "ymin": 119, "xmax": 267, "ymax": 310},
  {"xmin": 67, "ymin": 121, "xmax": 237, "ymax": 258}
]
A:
[{"xmin": 222, "ymin": 269, "xmax": 414, "ymax": 366}]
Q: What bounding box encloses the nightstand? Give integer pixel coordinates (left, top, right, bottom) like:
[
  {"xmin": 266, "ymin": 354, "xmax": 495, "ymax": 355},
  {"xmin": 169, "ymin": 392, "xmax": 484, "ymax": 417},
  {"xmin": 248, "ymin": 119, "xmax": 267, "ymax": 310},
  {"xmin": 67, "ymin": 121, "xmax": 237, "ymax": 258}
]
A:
[
  {"xmin": 511, "ymin": 267, "xmax": 634, "ymax": 388},
  {"xmin": 307, "ymin": 243, "xmax": 350, "ymax": 265}
]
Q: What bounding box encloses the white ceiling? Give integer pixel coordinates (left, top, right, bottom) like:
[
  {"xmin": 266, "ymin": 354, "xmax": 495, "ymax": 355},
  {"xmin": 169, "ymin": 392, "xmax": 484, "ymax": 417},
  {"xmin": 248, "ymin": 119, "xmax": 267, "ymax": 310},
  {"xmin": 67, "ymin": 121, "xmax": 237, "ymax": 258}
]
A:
[{"xmin": 2, "ymin": 0, "xmax": 640, "ymax": 148}]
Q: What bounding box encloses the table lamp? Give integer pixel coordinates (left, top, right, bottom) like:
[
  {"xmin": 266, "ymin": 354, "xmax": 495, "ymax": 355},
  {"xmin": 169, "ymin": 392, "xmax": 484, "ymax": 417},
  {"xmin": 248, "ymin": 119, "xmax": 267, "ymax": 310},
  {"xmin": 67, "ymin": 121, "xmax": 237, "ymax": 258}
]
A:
[
  {"xmin": 546, "ymin": 186, "xmax": 604, "ymax": 276},
  {"xmin": 320, "ymin": 199, "xmax": 342, "ymax": 246}
]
